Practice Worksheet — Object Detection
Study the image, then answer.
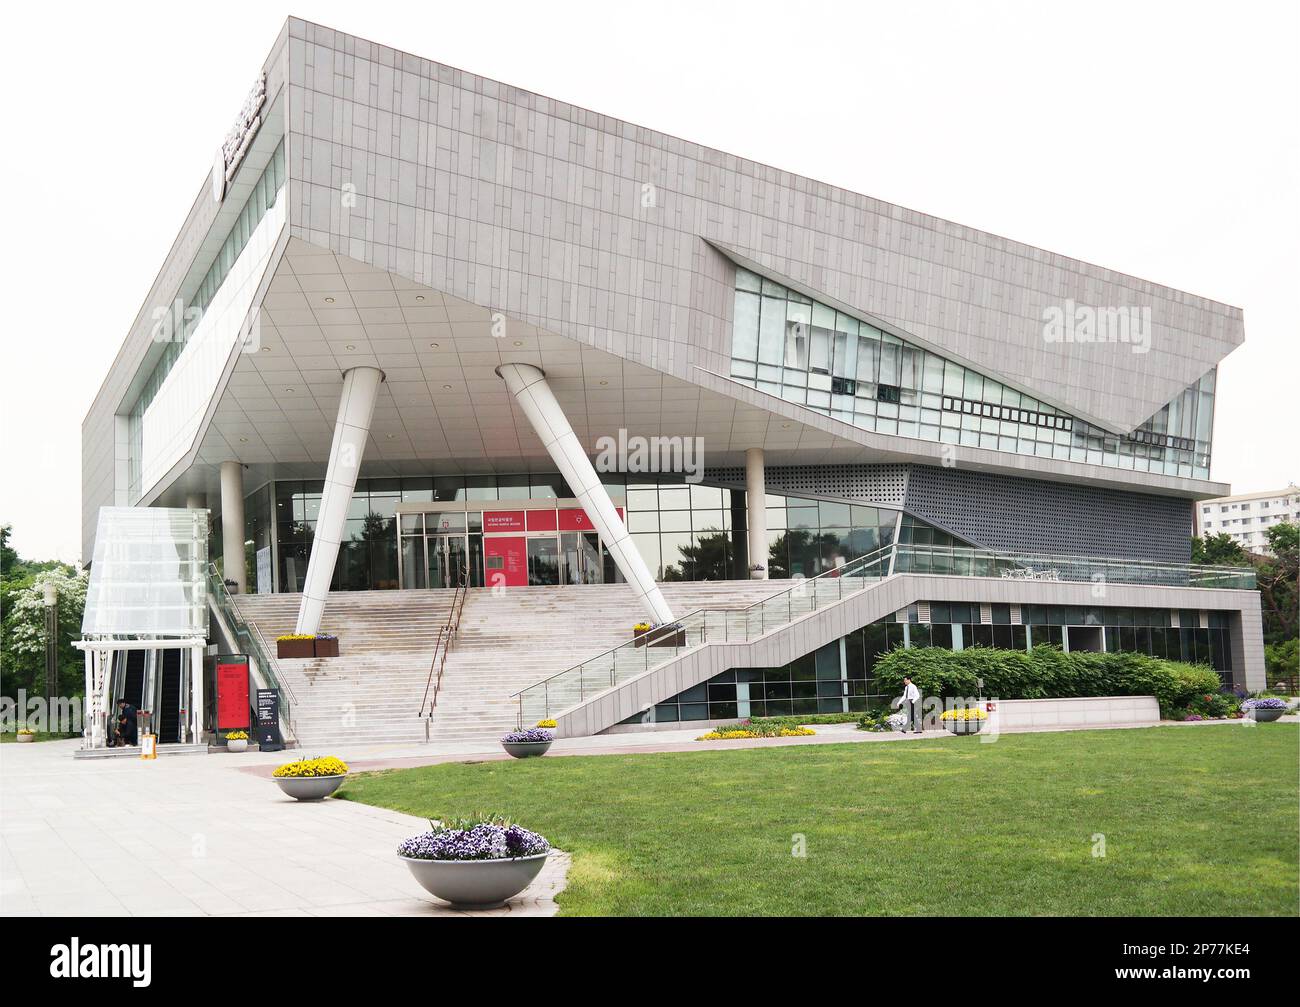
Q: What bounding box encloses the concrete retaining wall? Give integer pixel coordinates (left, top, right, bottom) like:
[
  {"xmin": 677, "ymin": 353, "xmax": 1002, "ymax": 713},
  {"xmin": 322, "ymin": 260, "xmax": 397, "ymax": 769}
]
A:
[{"xmin": 991, "ymin": 695, "xmax": 1160, "ymax": 731}]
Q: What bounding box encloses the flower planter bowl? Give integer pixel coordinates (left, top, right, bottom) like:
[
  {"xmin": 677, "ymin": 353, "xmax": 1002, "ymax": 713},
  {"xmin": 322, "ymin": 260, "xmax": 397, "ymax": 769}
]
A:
[
  {"xmin": 399, "ymin": 851, "xmax": 549, "ymax": 909},
  {"xmin": 502, "ymin": 740, "xmax": 553, "ymax": 758},
  {"xmin": 633, "ymin": 627, "xmax": 649, "ymax": 648},
  {"xmin": 15, "ymin": 734, "xmax": 35, "ymax": 744},
  {"xmin": 314, "ymin": 637, "xmax": 340, "ymax": 658},
  {"xmin": 274, "ymin": 774, "xmax": 346, "ymax": 801},
  {"xmin": 226, "ymin": 738, "xmax": 248, "ymax": 753},
  {"xmin": 277, "ymin": 638, "xmax": 315, "ymax": 659},
  {"xmin": 945, "ymin": 719, "xmax": 985, "ymax": 735},
  {"xmin": 1249, "ymin": 707, "xmax": 1285, "ymax": 723}
]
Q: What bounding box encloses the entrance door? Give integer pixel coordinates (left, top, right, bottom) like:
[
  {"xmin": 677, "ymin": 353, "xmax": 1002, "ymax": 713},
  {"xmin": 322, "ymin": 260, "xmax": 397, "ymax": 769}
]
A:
[
  {"xmin": 527, "ymin": 537, "xmax": 560, "ymax": 585},
  {"xmin": 427, "ymin": 534, "xmax": 468, "ymax": 588},
  {"xmin": 560, "ymin": 531, "xmax": 603, "ymax": 584}
]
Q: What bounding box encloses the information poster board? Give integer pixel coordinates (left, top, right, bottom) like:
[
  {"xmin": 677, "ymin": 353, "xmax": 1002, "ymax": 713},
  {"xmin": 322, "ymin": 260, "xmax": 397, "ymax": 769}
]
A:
[
  {"xmin": 140, "ymin": 734, "xmax": 157, "ymax": 759},
  {"xmin": 216, "ymin": 657, "xmax": 251, "ymax": 731},
  {"xmin": 256, "ymin": 546, "xmax": 272, "ymax": 594},
  {"xmin": 255, "ymin": 689, "xmax": 284, "ymax": 752}
]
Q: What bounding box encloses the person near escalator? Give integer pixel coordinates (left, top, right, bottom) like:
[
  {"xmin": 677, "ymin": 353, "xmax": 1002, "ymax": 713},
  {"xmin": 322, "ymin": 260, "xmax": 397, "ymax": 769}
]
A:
[{"xmin": 116, "ymin": 698, "xmax": 138, "ymax": 747}]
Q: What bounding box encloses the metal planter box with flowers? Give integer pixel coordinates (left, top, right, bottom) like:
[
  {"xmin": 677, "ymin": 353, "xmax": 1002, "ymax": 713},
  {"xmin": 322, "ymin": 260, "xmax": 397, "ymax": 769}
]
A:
[
  {"xmin": 501, "ymin": 727, "xmax": 553, "ymax": 758},
  {"xmin": 1241, "ymin": 698, "xmax": 1288, "ymax": 723},
  {"xmin": 398, "ymin": 819, "xmax": 551, "ymax": 908},
  {"xmin": 276, "ymin": 634, "xmax": 341, "ymax": 659},
  {"xmin": 940, "ymin": 707, "xmax": 988, "ymax": 735},
  {"xmin": 271, "ymin": 756, "xmax": 349, "ymax": 800}
]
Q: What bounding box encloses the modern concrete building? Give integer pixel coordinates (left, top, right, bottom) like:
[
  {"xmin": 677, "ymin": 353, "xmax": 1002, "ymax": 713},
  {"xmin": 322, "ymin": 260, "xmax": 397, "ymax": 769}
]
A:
[
  {"xmin": 78, "ymin": 18, "xmax": 1264, "ymax": 749},
  {"xmin": 1195, "ymin": 484, "xmax": 1299, "ymax": 555}
]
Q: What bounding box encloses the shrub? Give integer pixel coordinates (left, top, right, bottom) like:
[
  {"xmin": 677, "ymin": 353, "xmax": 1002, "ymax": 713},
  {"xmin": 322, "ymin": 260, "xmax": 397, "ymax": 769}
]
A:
[
  {"xmin": 272, "ymin": 755, "xmax": 348, "ymax": 778},
  {"xmin": 871, "ymin": 646, "xmax": 1222, "ymax": 717}
]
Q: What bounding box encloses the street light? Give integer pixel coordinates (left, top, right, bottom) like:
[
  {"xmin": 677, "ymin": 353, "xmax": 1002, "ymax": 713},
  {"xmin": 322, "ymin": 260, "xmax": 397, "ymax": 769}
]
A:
[{"xmin": 42, "ymin": 582, "xmax": 58, "ymax": 723}]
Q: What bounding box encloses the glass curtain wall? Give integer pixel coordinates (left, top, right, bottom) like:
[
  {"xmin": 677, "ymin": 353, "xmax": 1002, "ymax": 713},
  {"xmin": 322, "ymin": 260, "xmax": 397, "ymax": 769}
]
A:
[{"xmin": 730, "ymin": 267, "xmax": 1214, "ymax": 478}]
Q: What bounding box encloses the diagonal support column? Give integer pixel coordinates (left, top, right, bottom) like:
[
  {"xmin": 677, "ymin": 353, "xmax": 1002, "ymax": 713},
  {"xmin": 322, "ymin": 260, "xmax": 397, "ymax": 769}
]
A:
[
  {"xmin": 497, "ymin": 363, "xmax": 675, "ymax": 624},
  {"xmin": 294, "ymin": 366, "xmax": 384, "ymax": 636}
]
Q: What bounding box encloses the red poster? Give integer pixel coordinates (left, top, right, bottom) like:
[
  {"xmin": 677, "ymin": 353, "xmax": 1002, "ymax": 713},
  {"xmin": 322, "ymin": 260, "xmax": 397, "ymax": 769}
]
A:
[
  {"xmin": 483, "ymin": 510, "xmax": 526, "ymax": 532},
  {"xmin": 526, "ymin": 509, "xmax": 557, "ymax": 531},
  {"xmin": 216, "ymin": 660, "xmax": 250, "ymax": 729},
  {"xmin": 484, "ymin": 536, "xmax": 528, "ymax": 587}
]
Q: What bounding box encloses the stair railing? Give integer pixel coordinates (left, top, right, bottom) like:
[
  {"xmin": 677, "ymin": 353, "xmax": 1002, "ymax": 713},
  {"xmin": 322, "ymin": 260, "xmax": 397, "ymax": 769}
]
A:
[
  {"xmin": 420, "ymin": 566, "xmax": 469, "ymax": 733},
  {"xmin": 510, "ymin": 544, "xmax": 897, "ymax": 726}
]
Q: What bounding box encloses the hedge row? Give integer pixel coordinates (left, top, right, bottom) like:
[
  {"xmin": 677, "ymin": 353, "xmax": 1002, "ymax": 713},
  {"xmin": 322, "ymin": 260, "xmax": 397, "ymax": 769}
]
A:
[{"xmin": 871, "ymin": 646, "xmax": 1223, "ymax": 716}]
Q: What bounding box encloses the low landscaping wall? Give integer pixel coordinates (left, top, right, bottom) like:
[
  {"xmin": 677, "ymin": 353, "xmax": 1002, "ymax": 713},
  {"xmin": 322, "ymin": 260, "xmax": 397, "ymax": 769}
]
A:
[{"xmin": 991, "ymin": 696, "xmax": 1161, "ymax": 731}]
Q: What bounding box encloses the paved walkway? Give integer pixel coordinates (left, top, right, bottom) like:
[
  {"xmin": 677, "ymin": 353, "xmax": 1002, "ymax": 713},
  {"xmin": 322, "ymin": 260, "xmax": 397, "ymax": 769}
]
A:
[{"xmin": 0, "ymin": 738, "xmax": 568, "ymax": 917}]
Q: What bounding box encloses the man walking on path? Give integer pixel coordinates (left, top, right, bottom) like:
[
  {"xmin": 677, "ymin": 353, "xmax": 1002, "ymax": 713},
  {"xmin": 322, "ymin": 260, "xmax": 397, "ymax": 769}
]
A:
[{"xmin": 901, "ymin": 676, "xmax": 922, "ymax": 734}]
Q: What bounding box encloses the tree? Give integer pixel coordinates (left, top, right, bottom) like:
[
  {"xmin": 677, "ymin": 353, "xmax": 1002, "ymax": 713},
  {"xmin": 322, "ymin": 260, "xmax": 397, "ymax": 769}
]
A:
[
  {"xmin": 1256, "ymin": 522, "xmax": 1298, "ymax": 644},
  {"xmin": 1190, "ymin": 532, "xmax": 1248, "ymax": 566},
  {"xmin": 1, "ymin": 527, "xmax": 88, "ymax": 702}
]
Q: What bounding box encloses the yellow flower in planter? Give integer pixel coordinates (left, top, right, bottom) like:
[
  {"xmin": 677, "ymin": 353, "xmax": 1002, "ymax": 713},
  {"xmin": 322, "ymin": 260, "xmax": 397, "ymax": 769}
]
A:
[
  {"xmin": 939, "ymin": 707, "xmax": 988, "ymax": 722},
  {"xmin": 276, "ymin": 633, "xmax": 316, "ymax": 642},
  {"xmin": 225, "ymin": 730, "xmax": 249, "ymax": 740},
  {"xmin": 273, "ymin": 755, "xmax": 349, "ymax": 778},
  {"xmin": 536, "ymin": 719, "xmax": 557, "ymax": 728}
]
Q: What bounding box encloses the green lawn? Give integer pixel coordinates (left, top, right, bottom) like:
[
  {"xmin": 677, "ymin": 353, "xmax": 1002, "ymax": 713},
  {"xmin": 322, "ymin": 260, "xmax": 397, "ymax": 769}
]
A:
[
  {"xmin": 0, "ymin": 731, "xmax": 77, "ymax": 743},
  {"xmin": 339, "ymin": 725, "xmax": 1300, "ymax": 916}
]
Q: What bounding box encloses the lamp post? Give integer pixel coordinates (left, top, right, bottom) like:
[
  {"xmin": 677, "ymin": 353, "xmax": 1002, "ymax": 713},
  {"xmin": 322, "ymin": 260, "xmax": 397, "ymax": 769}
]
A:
[{"xmin": 42, "ymin": 582, "xmax": 58, "ymax": 727}]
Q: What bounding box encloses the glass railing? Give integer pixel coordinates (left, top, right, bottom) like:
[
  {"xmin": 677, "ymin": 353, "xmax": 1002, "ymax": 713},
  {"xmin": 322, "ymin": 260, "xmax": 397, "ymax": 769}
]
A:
[
  {"xmin": 513, "ymin": 543, "xmax": 1256, "ymax": 724},
  {"xmin": 206, "ymin": 565, "xmax": 294, "ymax": 734},
  {"xmin": 513, "ymin": 545, "xmax": 896, "ymax": 725},
  {"xmin": 892, "ymin": 544, "xmax": 1256, "ymax": 589}
]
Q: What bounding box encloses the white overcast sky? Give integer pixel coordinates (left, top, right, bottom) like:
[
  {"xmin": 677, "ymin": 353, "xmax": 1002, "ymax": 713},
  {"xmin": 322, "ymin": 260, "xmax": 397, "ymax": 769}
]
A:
[{"xmin": 1, "ymin": 0, "xmax": 1296, "ymax": 563}]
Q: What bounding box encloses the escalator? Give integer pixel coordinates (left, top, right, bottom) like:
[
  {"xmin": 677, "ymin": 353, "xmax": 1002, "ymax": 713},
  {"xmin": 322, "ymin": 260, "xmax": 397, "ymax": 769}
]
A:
[
  {"xmin": 157, "ymin": 649, "xmax": 183, "ymax": 743},
  {"xmin": 119, "ymin": 651, "xmax": 146, "ymax": 712}
]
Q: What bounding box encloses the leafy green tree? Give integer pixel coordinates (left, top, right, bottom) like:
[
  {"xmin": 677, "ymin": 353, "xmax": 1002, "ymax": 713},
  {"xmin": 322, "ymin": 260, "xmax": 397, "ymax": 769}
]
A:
[
  {"xmin": 1191, "ymin": 532, "xmax": 1248, "ymax": 566},
  {"xmin": 1, "ymin": 526, "xmax": 88, "ymax": 701},
  {"xmin": 1256, "ymin": 522, "xmax": 1298, "ymax": 644}
]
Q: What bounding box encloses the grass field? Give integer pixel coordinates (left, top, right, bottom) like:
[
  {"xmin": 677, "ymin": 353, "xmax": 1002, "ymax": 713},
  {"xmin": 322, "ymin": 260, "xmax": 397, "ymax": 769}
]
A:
[{"xmin": 339, "ymin": 725, "xmax": 1300, "ymax": 916}]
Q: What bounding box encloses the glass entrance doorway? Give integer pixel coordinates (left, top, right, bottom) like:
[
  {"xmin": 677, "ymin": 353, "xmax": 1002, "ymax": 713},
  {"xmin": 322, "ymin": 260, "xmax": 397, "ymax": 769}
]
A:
[
  {"xmin": 427, "ymin": 534, "xmax": 468, "ymax": 588},
  {"xmin": 560, "ymin": 531, "xmax": 603, "ymax": 584}
]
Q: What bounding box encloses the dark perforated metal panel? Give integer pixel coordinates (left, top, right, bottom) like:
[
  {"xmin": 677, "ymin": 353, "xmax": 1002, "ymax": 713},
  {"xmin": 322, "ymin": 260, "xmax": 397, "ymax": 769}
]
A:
[
  {"xmin": 706, "ymin": 464, "xmax": 909, "ymax": 506},
  {"xmin": 903, "ymin": 465, "xmax": 1193, "ymax": 563}
]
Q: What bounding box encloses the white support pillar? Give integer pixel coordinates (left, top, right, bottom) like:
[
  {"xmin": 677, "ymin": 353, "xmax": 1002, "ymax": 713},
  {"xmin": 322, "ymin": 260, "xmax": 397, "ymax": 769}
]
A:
[
  {"xmin": 497, "ymin": 363, "xmax": 675, "ymax": 624},
  {"xmin": 294, "ymin": 366, "xmax": 384, "ymax": 635},
  {"xmin": 82, "ymin": 648, "xmax": 93, "ymax": 747},
  {"xmin": 745, "ymin": 447, "xmax": 768, "ymax": 579},
  {"xmin": 185, "ymin": 492, "xmax": 207, "ymax": 510},
  {"xmin": 220, "ymin": 462, "xmax": 246, "ymax": 594}
]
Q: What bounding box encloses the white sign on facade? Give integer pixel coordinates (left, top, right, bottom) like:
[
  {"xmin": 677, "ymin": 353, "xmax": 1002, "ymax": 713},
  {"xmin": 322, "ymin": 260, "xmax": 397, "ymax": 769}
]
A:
[
  {"xmin": 256, "ymin": 546, "xmax": 273, "ymax": 595},
  {"xmin": 212, "ymin": 73, "xmax": 267, "ymax": 202}
]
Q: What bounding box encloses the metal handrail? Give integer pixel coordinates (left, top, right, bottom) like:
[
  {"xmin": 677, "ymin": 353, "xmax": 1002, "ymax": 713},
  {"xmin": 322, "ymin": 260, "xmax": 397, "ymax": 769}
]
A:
[
  {"xmin": 205, "ymin": 564, "xmax": 296, "ymax": 731},
  {"xmin": 510, "ymin": 544, "xmax": 896, "ymax": 712},
  {"xmin": 419, "ymin": 567, "xmax": 469, "ymax": 721},
  {"xmin": 509, "ymin": 540, "xmax": 1257, "ymax": 724}
]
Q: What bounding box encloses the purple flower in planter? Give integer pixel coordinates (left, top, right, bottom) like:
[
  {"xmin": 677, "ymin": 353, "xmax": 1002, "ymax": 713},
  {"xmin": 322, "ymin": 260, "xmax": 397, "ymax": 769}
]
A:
[
  {"xmin": 1185, "ymin": 714, "xmax": 1205, "ymax": 722},
  {"xmin": 398, "ymin": 822, "xmax": 549, "ymax": 861},
  {"xmin": 1241, "ymin": 698, "xmax": 1288, "ymax": 711},
  {"xmin": 501, "ymin": 728, "xmax": 553, "ymax": 744}
]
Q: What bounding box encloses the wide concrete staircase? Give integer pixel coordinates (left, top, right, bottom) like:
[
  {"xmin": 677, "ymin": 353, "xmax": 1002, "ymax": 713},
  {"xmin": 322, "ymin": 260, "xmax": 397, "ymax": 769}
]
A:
[
  {"xmin": 232, "ymin": 580, "xmax": 797, "ymax": 748},
  {"xmin": 232, "ymin": 590, "xmax": 458, "ymax": 747},
  {"xmin": 428, "ymin": 580, "xmax": 798, "ymax": 744}
]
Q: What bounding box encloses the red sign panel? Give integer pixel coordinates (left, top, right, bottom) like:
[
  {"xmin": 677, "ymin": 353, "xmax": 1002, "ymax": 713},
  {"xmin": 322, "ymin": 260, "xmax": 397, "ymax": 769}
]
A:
[
  {"xmin": 216, "ymin": 660, "xmax": 250, "ymax": 730},
  {"xmin": 484, "ymin": 536, "xmax": 528, "ymax": 587},
  {"xmin": 526, "ymin": 509, "xmax": 557, "ymax": 531},
  {"xmin": 483, "ymin": 510, "xmax": 526, "ymax": 533}
]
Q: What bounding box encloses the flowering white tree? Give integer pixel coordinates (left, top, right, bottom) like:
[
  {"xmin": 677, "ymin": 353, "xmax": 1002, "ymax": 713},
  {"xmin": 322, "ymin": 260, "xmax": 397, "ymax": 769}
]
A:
[{"xmin": 2, "ymin": 567, "xmax": 87, "ymax": 698}]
